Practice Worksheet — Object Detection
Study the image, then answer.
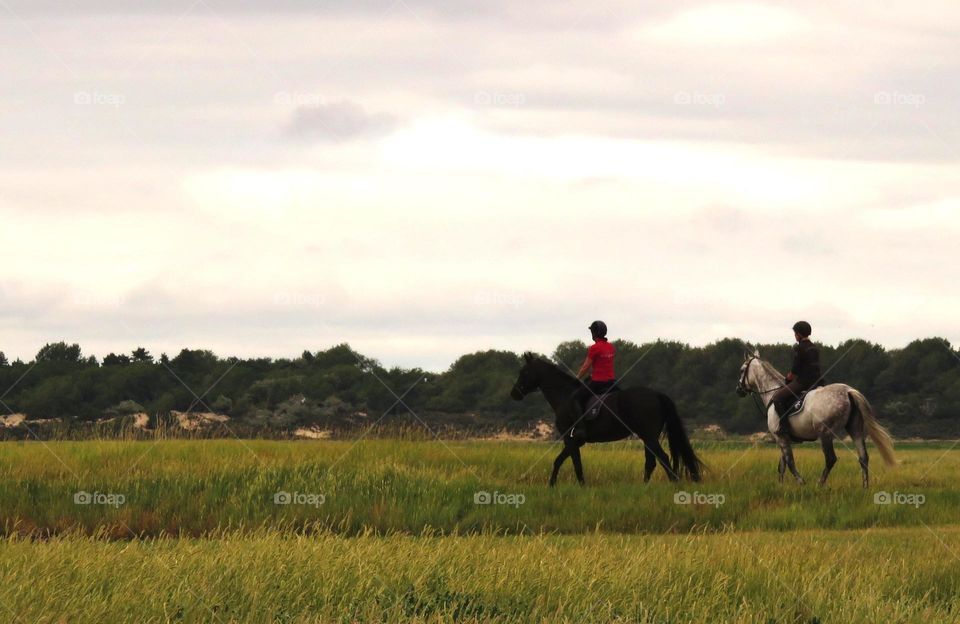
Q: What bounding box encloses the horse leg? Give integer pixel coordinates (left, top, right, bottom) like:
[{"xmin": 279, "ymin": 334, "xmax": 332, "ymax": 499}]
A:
[
  {"xmin": 549, "ymin": 446, "xmax": 570, "ymax": 487},
  {"xmin": 818, "ymin": 436, "xmax": 837, "ymax": 486},
  {"xmin": 570, "ymin": 442, "xmax": 585, "ymax": 486},
  {"xmin": 643, "ymin": 447, "xmax": 657, "ymax": 483},
  {"xmin": 854, "ymin": 435, "xmax": 870, "ymax": 489},
  {"xmin": 775, "ymin": 435, "xmax": 787, "ymax": 483},
  {"xmin": 846, "ymin": 408, "xmax": 870, "ymax": 489},
  {"xmin": 776, "ymin": 436, "xmax": 804, "ymax": 485},
  {"xmin": 648, "ymin": 439, "xmax": 677, "ymax": 482}
]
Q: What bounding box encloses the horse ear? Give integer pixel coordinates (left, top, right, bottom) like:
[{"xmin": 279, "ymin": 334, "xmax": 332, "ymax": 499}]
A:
[
  {"xmin": 523, "ymin": 352, "xmax": 532, "ymax": 362},
  {"xmin": 753, "ymin": 349, "xmax": 760, "ymax": 358}
]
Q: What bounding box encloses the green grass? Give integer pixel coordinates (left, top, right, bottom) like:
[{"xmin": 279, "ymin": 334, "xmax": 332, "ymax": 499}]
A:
[
  {"xmin": 1, "ymin": 527, "xmax": 959, "ymax": 623},
  {"xmin": 2, "ymin": 439, "xmax": 960, "ymax": 622},
  {"xmin": 0, "ymin": 439, "xmax": 956, "ymax": 536}
]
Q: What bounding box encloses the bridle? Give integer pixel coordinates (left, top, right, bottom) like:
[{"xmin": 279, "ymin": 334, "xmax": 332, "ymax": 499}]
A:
[
  {"xmin": 512, "ymin": 378, "xmax": 531, "ymax": 397},
  {"xmin": 511, "ymin": 365, "xmax": 539, "ymax": 398},
  {"xmin": 737, "ymin": 356, "xmax": 785, "ymax": 415}
]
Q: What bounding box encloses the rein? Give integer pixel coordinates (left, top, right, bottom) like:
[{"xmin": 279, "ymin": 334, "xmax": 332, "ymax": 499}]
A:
[
  {"xmin": 749, "ymin": 391, "xmax": 769, "ymax": 417},
  {"xmin": 740, "ymin": 357, "xmax": 785, "ymax": 415}
]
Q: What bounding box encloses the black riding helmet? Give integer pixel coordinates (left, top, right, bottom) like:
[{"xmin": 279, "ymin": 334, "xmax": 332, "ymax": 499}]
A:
[
  {"xmin": 792, "ymin": 321, "xmax": 812, "ymax": 337},
  {"xmin": 588, "ymin": 320, "xmax": 607, "ymax": 339}
]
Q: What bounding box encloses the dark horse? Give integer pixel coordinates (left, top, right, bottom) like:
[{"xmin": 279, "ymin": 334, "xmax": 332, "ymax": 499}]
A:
[{"xmin": 510, "ymin": 353, "xmax": 703, "ymax": 486}]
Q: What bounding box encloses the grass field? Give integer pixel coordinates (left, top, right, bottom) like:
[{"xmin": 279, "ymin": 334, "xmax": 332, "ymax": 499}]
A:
[
  {"xmin": 2, "ymin": 527, "xmax": 959, "ymax": 623},
  {"xmin": 1, "ymin": 439, "xmax": 959, "ymax": 622}
]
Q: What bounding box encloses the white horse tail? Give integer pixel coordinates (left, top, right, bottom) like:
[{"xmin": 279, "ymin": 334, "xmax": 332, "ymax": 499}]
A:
[{"xmin": 849, "ymin": 390, "xmax": 898, "ymax": 467}]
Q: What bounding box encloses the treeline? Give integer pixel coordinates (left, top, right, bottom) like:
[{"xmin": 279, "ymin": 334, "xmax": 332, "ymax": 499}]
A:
[{"xmin": 0, "ymin": 338, "xmax": 958, "ymax": 437}]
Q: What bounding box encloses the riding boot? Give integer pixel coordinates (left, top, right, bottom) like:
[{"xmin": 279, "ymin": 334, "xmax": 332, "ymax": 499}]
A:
[
  {"xmin": 771, "ymin": 382, "xmax": 801, "ymax": 437},
  {"xmin": 774, "ymin": 397, "xmax": 801, "ymax": 437}
]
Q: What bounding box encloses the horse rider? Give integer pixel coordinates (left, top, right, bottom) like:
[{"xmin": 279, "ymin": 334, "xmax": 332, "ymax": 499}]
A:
[
  {"xmin": 571, "ymin": 321, "xmax": 618, "ymax": 440},
  {"xmin": 771, "ymin": 321, "xmax": 822, "ymax": 434}
]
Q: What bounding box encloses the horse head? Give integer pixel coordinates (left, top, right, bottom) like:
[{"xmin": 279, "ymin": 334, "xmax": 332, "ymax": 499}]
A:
[
  {"xmin": 736, "ymin": 349, "xmax": 761, "ymax": 397},
  {"xmin": 510, "ymin": 352, "xmax": 541, "ymax": 400}
]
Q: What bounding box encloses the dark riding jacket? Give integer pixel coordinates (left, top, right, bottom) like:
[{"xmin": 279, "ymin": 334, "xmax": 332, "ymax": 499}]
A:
[{"xmin": 790, "ymin": 339, "xmax": 822, "ymax": 389}]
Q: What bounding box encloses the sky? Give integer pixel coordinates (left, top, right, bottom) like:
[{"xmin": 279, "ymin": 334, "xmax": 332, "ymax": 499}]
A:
[{"xmin": 1, "ymin": 0, "xmax": 959, "ymax": 371}]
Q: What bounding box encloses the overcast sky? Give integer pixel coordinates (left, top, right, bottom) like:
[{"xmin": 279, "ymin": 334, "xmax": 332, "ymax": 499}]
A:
[{"xmin": 1, "ymin": 0, "xmax": 958, "ymax": 371}]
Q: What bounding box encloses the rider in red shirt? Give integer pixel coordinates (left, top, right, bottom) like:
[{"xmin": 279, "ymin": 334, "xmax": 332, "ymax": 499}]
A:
[
  {"xmin": 584, "ymin": 338, "xmax": 616, "ymax": 383},
  {"xmin": 571, "ymin": 321, "xmax": 618, "ymax": 440}
]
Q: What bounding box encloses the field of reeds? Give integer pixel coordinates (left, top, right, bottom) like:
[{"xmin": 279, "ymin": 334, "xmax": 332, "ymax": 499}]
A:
[{"xmin": 1, "ymin": 439, "xmax": 957, "ymax": 622}]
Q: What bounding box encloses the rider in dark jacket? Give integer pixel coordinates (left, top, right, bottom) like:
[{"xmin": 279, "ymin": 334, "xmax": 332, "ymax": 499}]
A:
[{"xmin": 772, "ymin": 321, "xmax": 822, "ymax": 430}]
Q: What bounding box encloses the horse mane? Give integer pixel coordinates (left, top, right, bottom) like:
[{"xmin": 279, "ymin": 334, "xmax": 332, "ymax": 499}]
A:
[
  {"xmin": 526, "ymin": 353, "xmax": 578, "ymax": 384},
  {"xmin": 758, "ymin": 358, "xmax": 786, "ymax": 382}
]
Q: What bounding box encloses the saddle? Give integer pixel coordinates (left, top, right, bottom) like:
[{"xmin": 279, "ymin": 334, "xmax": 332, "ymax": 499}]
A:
[
  {"xmin": 585, "ymin": 390, "xmax": 619, "ymax": 420},
  {"xmin": 775, "ymin": 386, "xmax": 828, "ymax": 442},
  {"xmin": 784, "ymin": 380, "xmax": 827, "ymax": 418},
  {"xmin": 786, "ymin": 392, "xmax": 811, "ymax": 418},
  {"xmin": 773, "ymin": 392, "xmax": 812, "ymax": 443}
]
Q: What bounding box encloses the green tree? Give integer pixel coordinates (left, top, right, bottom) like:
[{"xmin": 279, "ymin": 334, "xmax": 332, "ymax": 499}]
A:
[
  {"xmin": 551, "ymin": 341, "xmax": 587, "ymax": 372},
  {"xmin": 35, "ymin": 342, "xmax": 83, "ymax": 363},
  {"xmin": 131, "ymin": 347, "xmax": 153, "ymax": 363},
  {"xmin": 102, "ymin": 353, "xmax": 131, "ymax": 366},
  {"xmin": 210, "ymin": 394, "xmax": 234, "ymax": 414},
  {"xmin": 427, "ymin": 350, "xmax": 545, "ymax": 419},
  {"xmin": 1, "ymin": 336, "xmax": 957, "ymax": 437},
  {"xmin": 315, "ymin": 344, "xmax": 377, "ymax": 370},
  {"xmin": 171, "ymin": 349, "xmax": 218, "ymax": 374}
]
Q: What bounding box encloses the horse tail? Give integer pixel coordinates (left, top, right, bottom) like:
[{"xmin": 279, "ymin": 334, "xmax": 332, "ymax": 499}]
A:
[
  {"xmin": 658, "ymin": 394, "xmax": 704, "ymax": 482},
  {"xmin": 849, "ymin": 390, "xmax": 898, "ymax": 467}
]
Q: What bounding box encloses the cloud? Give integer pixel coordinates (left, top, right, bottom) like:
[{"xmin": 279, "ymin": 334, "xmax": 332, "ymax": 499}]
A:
[
  {"xmin": 2, "ymin": 1, "xmax": 960, "ymax": 368},
  {"xmin": 283, "ymin": 100, "xmax": 399, "ymax": 143},
  {"xmin": 5, "ymin": 3, "xmax": 957, "ymax": 164},
  {"xmin": 642, "ymin": 3, "xmax": 811, "ymax": 45},
  {"xmin": 2, "ymin": 0, "xmax": 662, "ymax": 23}
]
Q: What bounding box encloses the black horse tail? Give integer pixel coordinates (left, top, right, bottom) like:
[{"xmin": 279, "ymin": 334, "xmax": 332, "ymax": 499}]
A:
[{"xmin": 658, "ymin": 394, "xmax": 704, "ymax": 482}]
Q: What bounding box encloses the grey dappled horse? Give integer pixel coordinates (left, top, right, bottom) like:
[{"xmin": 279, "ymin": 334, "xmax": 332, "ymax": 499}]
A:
[{"xmin": 736, "ymin": 351, "xmax": 897, "ymax": 487}]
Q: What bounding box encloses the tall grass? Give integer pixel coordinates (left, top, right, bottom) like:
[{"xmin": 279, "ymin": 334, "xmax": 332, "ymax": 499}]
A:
[
  {"xmin": 0, "ymin": 527, "xmax": 958, "ymax": 622},
  {"xmin": 0, "ymin": 439, "xmax": 955, "ymax": 537}
]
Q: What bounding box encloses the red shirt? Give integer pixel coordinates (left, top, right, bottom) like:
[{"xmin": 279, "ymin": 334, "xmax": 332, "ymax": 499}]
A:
[{"xmin": 587, "ymin": 339, "xmax": 616, "ymax": 381}]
